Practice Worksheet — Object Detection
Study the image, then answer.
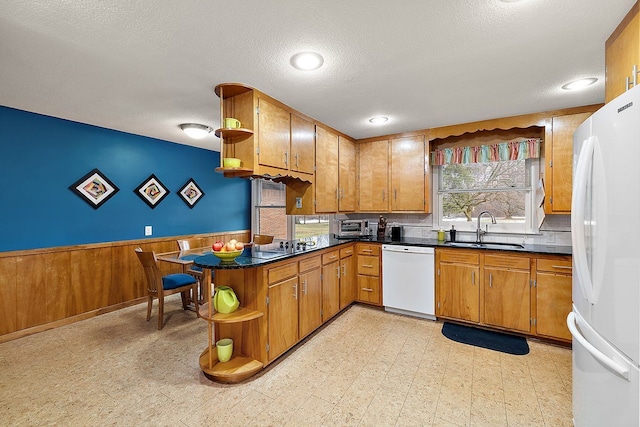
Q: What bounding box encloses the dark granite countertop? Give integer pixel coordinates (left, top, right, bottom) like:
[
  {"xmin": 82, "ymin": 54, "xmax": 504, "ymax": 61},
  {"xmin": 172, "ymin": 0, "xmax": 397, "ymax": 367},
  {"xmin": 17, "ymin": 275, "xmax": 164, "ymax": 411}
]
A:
[{"xmin": 193, "ymin": 234, "xmax": 571, "ymax": 270}]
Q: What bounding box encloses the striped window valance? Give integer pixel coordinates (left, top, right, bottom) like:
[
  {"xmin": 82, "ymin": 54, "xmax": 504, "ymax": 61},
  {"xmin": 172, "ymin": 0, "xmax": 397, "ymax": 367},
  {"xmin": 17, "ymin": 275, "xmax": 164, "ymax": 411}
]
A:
[{"xmin": 430, "ymin": 138, "xmax": 541, "ymax": 166}]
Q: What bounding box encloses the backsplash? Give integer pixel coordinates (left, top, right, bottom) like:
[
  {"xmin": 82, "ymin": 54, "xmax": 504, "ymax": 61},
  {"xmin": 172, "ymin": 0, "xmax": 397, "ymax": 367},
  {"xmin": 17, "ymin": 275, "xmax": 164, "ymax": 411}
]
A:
[{"xmin": 337, "ymin": 213, "xmax": 572, "ymax": 246}]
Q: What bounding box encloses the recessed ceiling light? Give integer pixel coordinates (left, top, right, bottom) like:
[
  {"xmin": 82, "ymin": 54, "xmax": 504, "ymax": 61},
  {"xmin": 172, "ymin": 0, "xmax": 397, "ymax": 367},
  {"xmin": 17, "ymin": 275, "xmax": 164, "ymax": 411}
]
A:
[
  {"xmin": 562, "ymin": 78, "xmax": 598, "ymax": 90},
  {"xmin": 290, "ymin": 52, "xmax": 324, "ymax": 71},
  {"xmin": 369, "ymin": 116, "xmax": 389, "ymax": 124},
  {"xmin": 179, "ymin": 123, "xmax": 212, "ymax": 139}
]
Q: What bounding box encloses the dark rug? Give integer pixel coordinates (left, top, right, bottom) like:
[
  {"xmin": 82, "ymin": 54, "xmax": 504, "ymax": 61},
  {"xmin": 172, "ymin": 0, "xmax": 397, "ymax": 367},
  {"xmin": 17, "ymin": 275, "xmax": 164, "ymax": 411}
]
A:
[{"xmin": 442, "ymin": 322, "xmax": 529, "ymax": 355}]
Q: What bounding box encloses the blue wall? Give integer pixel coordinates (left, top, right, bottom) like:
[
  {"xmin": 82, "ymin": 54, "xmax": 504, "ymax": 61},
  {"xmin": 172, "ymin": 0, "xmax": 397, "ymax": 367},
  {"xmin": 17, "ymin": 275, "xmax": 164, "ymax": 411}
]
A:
[{"xmin": 0, "ymin": 106, "xmax": 251, "ymax": 252}]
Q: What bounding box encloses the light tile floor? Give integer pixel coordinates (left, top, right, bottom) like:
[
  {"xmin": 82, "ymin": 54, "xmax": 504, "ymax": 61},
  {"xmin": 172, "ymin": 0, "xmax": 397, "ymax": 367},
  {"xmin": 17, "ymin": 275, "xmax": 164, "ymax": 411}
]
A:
[{"xmin": 0, "ymin": 297, "xmax": 572, "ymax": 426}]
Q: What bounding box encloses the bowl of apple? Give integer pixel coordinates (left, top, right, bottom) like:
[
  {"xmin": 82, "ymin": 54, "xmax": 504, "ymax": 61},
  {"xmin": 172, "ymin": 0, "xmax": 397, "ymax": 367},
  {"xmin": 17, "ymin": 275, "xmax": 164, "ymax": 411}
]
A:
[{"xmin": 212, "ymin": 239, "xmax": 245, "ymax": 262}]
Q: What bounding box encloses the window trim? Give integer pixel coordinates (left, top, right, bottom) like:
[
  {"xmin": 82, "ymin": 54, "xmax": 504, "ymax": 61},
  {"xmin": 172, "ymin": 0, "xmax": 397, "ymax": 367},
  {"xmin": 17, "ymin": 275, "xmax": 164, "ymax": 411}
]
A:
[{"xmin": 431, "ymin": 159, "xmax": 540, "ymax": 235}]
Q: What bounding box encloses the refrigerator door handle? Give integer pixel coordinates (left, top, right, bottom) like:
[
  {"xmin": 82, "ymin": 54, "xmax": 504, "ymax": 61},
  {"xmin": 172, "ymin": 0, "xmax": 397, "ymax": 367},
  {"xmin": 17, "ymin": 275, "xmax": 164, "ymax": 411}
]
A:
[
  {"xmin": 571, "ymin": 136, "xmax": 596, "ymax": 303},
  {"xmin": 567, "ymin": 312, "xmax": 630, "ymax": 380}
]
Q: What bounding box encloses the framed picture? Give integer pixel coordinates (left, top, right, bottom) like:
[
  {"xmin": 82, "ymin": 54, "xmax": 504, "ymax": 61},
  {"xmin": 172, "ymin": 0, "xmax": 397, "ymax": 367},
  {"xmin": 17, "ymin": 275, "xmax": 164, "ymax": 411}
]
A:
[
  {"xmin": 69, "ymin": 168, "xmax": 119, "ymax": 209},
  {"xmin": 134, "ymin": 174, "xmax": 169, "ymax": 209},
  {"xmin": 178, "ymin": 178, "xmax": 205, "ymax": 208}
]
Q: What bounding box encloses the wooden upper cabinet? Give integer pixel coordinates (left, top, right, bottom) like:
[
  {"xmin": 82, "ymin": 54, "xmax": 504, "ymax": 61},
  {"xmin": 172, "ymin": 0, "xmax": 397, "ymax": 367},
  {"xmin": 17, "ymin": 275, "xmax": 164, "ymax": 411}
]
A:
[
  {"xmin": 257, "ymin": 97, "xmax": 291, "ymax": 171},
  {"xmin": 390, "ymin": 135, "xmax": 427, "ymax": 212},
  {"xmin": 338, "ymin": 136, "xmax": 357, "ymax": 212},
  {"xmin": 358, "ymin": 139, "xmax": 390, "ymax": 212},
  {"xmin": 290, "ymin": 114, "xmax": 315, "ymax": 175},
  {"xmin": 315, "ymin": 126, "xmax": 339, "ymax": 212},
  {"xmin": 544, "ymin": 112, "xmax": 592, "ymax": 213},
  {"xmin": 605, "ymin": 3, "xmax": 640, "ymax": 103}
]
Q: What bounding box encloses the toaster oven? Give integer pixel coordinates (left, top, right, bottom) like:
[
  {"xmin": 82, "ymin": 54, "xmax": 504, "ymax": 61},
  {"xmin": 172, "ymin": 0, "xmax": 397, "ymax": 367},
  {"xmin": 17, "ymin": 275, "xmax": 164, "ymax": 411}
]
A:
[{"xmin": 337, "ymin": 219, "xmax": 370, "ymax": 237}]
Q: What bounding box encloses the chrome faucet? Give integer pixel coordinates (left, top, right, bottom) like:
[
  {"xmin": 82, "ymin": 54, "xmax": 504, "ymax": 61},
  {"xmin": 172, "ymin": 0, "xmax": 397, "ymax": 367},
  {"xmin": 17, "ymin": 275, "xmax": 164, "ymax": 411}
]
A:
[{"xmin": 476, "ymin": 211, "xmax": 496, "ymax": 244}]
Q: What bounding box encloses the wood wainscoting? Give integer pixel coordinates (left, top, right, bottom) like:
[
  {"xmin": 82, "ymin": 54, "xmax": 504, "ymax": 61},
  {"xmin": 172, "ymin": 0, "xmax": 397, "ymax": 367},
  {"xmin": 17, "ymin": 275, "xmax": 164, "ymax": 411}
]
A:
[{"xmin": 0, "ymin": 230, "xmax": 250, "ymax": 343}]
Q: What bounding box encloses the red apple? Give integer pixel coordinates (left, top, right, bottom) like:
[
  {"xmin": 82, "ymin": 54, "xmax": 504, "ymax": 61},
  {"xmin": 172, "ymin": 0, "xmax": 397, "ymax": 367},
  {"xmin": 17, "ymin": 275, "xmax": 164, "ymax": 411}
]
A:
[
  {"xmin": 235, "ymin": 242, "xmax": 244, "ymax": 251},
  {"xmin": 212, "ymin": 242, "xmax": 223, "ymax": 252}
]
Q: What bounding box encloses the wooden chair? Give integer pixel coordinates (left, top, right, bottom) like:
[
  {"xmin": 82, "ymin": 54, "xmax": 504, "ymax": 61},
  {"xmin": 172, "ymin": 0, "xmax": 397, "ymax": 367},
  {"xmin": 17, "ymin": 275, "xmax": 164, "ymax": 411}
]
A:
[
  {"xmin": 176, "ymin": 239, "xmax": 205, "ymax": 303},
  {"xmin": 135, "ymin": 248, "xmax": 198, "ymax": 330}
]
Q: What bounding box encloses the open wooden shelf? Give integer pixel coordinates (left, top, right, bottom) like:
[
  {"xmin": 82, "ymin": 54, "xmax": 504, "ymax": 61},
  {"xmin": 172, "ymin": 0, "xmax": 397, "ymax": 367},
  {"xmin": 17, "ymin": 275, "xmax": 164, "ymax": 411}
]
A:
[
  {"xmin": 214, "ymin": 167, "xmax": 253, "ymax": 175},
  {"xmin": 214, "ymin": 83, "xmax": 253, "ymax": 99},
  {"xmin": 197, "ymin": 304, "xmax": 264, "ymax": 323},
  {"xmin": 199, "ymin": 346, "xmax": 263, "ymax": 383},
  {"xmin": 214, "ymin": 127, "xmax": 254, "ymax": 139}
]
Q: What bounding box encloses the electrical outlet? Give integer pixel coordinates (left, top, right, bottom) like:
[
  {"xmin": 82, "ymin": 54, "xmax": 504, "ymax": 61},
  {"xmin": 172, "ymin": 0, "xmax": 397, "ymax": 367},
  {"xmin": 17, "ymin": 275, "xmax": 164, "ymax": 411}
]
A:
[{"xmin": 145, "ymin": 225, "xmax": 152, "ymax": 236}]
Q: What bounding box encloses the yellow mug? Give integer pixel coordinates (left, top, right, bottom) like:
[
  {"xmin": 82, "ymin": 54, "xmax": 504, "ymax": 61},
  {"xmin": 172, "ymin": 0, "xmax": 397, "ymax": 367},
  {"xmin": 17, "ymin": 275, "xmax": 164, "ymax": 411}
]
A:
[
  {"xmin": 224, "ymin": 118, "xmax": 241, "ymax": 129},
  {"xmin": 216, "ymin": 338, "xmax": 233, "ymax": 362}
]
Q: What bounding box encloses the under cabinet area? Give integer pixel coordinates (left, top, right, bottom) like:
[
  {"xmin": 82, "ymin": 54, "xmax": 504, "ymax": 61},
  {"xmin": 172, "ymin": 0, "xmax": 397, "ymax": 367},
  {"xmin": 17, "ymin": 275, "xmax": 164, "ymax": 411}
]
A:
[{"xmin": 435, "ymin": 248, "xmax": 572, "ymax": 342}]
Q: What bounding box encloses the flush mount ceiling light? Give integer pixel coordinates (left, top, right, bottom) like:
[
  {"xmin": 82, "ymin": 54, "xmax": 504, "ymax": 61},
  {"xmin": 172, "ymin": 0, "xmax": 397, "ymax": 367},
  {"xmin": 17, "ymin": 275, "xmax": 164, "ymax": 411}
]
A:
[
  {"xmin": 369, "ymin": 116, "xmax": 389, "ymax": 124},
  {"xmin": 562, "ymin": 78, "xmax": 598, "ymax": 90},
  {"xmin": 179, "ymin": 123, "xmax": 212, "ymax": 139},
  {"xmin": 290, "ymin": 52, "xmax": 324, "ymax": 71}
]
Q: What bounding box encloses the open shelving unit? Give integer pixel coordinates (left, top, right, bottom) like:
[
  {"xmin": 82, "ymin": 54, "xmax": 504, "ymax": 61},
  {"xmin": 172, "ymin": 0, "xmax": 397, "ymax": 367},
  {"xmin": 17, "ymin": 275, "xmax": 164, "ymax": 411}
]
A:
[{"xmin": 197, "ymin": 283, "xmax": 264, "ymax": 383}]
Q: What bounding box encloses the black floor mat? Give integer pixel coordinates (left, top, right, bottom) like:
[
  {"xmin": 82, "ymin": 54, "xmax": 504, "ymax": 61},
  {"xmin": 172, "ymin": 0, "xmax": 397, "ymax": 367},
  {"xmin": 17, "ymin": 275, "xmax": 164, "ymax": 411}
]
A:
[{"xmin": 442, "ymin": 322, "xmax": 529, "ymax": 355}]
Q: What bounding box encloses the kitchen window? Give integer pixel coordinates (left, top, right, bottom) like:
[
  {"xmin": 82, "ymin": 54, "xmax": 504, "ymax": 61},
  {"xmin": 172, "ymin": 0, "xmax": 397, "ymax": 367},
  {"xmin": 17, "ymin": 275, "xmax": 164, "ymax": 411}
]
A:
[
  {"xmin": 432, "ymin": 159, "xmax": 540, "ymax": 234},
  {"xmin": 251, "ymin": 180, "xmax": 331, "ymax": 239}
]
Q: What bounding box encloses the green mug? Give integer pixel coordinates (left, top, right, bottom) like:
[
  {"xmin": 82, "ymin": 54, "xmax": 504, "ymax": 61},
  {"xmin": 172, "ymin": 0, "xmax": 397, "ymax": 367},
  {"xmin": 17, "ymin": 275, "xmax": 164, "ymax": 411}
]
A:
[
  {"xmin": 224, "ymin": 117, "xmax": 241, "ymax": 129},
  {"xmin": 216, "ymin": 338, "xmax": 233, "ymax": 362}
]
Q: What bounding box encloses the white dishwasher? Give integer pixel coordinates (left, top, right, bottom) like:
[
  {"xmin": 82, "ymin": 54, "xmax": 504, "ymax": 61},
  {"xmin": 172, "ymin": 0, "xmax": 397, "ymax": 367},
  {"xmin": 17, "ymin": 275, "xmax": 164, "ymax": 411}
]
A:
[{"xmin": 382, "ymin": 244, "xmax": 435, "ymax": 320}]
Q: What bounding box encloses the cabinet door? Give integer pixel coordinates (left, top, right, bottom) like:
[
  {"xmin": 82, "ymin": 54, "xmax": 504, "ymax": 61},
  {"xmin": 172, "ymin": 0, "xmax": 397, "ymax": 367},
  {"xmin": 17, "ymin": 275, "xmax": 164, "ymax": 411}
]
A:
[
  {"xmin": 338, "ymin": 136, "xmax": 357, "ymax": 212},
  {"xmin": 391, "ymin": 135, "xmax": 426, "ymax": 212},
  {"xmin": 438, "ymin": 263, "xmax": 479, "ymax": 322},
  {"xmin": 536, "ymin": 272, "xmax": 572, "ymax": 340},
  {"xmin": 357, "ymin": 275, "xmax": 381, "ymax": 305},
  {"xmin": 258, "ymin": 98, "xmax": 291, "ymax": 170},
  {"xmin": 268, "ymin": 277, "xmax": 299, "ymax": 361},
  {"xmin": 483, "ymin": 267, "xmax": 531, "ymax": 332},
  {"xmin": 299, "ymin": 268, "xmax": 322, "ymax": 338},
  {"xmin": 290, "ymin": 114, "xmax": 315, "ymax": 175},
  {"xmin": 322, "ymin": 261, "xmax": 340, "ymax": 320},
  {"xmin": 339, "ymin": 255, "xmax": 356, "ymax": 309},
  {"xmin": 545, "ymin": 113, "xmax": 592, "ymax": 213},
  {"xmin": 358, "ymin": 139, "xmax": 390, "ymax": 212},
  {"xmin": 605, "ymin": 11, "xmax": 640, "ymax": 103},
  {"xmin": 315, "ymin": 126, "xmax": 339, "ymax": 212}
]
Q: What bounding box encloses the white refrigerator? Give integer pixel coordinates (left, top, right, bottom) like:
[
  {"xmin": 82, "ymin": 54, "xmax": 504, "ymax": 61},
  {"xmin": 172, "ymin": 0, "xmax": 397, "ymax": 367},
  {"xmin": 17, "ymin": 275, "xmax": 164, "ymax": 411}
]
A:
[{"xmin": 569, "ymin": 84, "xmax": 640, "ymax": 426}]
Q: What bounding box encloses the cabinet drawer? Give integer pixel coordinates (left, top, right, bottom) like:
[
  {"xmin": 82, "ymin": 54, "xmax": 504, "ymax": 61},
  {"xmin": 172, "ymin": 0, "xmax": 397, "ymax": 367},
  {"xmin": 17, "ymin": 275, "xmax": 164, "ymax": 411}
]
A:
[
  {"xmin": 537, "ymin": 257, "xmax": 572, "ymax": 274},
  {"xmin": 484, "ymin": 254, "xmax": 530, "ymax": 270},
  {"xmin": 268, "ymin": 262, "xmax": 298, "ymax": 285},
  {"xmin": 322, "ymin": 250, "xmax": 340, "ymax": 265},
  {"xmin": 357, "ymin": 244, "xmax": 380, "ymax": 256},
  {"xmin": 438, "ymin": 250, "xmax": 479, "ymax": 265},
  {"xmin": 340, "ymin": 245, "xmax": 354, "ymax": 258},
  {"xmin": 357, "ymin": 255, "xmax": 380, "ymax": 276},
  {"xmin": 299, "ymin": 256, "xmax": 321, "ymax": 273}
]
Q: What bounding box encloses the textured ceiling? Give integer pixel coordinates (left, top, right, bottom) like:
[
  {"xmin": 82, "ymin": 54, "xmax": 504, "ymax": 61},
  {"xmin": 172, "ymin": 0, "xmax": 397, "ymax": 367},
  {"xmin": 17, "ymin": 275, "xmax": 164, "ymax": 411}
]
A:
[{"xmin": 0, "ymin": 0, "xmax": 635, "ymax": 151}]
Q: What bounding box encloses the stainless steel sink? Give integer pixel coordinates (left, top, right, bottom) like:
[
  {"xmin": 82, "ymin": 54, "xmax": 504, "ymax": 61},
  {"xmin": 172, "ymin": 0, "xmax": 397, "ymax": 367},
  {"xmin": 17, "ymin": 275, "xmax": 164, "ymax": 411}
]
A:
[{"xmin": 443, "ymin": 241, "xmax": 525, "ymax": 250}]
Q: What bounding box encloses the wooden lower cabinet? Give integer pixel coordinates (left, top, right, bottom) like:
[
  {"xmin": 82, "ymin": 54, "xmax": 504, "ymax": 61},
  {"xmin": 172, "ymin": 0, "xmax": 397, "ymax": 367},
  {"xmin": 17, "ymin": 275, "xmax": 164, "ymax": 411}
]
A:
[
  {"xmin": 356, "ymin": 243, "xmax": 382, "ymax": 306},
  {"xmin": 535, "ymin": 257, "xmax": 573, "ymax": 341},
  {"xmin": 322, "ymin": 259, "xmax": 340, "ymax": 321},
  {"xmin": 437, "ymin": 261, "xmax": 480, "ymax": 323},
  {"xmin": 299, "ymin": 267, "xmax": 322, "ymax": 339},
  {"xmin": 483, "ymin": 267, "xmax": 531, "ymax": 333},
  {"xmin": 267, "ymin": 275, "xmax": 299, "ymax": 361},
  {"xmin": 436, "ymin": 248, "xmax": 572, "ymax": 341},
  {"xmin": 339, "ymin": 245, "xmax": 356, "ymax": 309}
]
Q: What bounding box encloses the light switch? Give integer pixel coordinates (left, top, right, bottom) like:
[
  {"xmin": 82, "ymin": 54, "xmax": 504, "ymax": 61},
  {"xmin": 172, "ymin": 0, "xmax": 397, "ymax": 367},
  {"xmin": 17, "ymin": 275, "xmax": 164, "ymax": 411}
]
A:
[
  {"xmin": 295, "ymin": 197, "xmax": 302, "ymax": 209},
  {"xmin": 145, "ymin": 225, "xmax": 152, "ymax": 236}
]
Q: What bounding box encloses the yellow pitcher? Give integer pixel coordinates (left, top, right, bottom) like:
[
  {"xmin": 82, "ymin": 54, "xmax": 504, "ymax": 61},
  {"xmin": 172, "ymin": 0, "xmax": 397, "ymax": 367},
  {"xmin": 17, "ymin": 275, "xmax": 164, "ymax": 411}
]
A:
[{"xmin": 213, "ymin": 286, "xmax": 239, "ymax": 313}]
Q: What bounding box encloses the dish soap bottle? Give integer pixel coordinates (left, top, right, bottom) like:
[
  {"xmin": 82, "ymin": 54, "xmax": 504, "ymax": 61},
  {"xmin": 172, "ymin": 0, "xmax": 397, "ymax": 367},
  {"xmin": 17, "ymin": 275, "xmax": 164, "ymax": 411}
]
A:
[
  {"xmin": 450, "ymin": 225, "xmax": 456, "ymax": 242},
  {"xmin": 437, "ymin": 229, "xmax": 445, "ymax": 242}
]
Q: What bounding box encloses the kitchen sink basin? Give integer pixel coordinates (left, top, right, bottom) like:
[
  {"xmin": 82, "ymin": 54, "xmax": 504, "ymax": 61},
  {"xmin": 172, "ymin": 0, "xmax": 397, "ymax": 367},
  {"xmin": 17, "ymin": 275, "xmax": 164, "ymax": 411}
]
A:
[{"xmin": 443, "ymin": 241, "xmax": 525, "ymax": 250}]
